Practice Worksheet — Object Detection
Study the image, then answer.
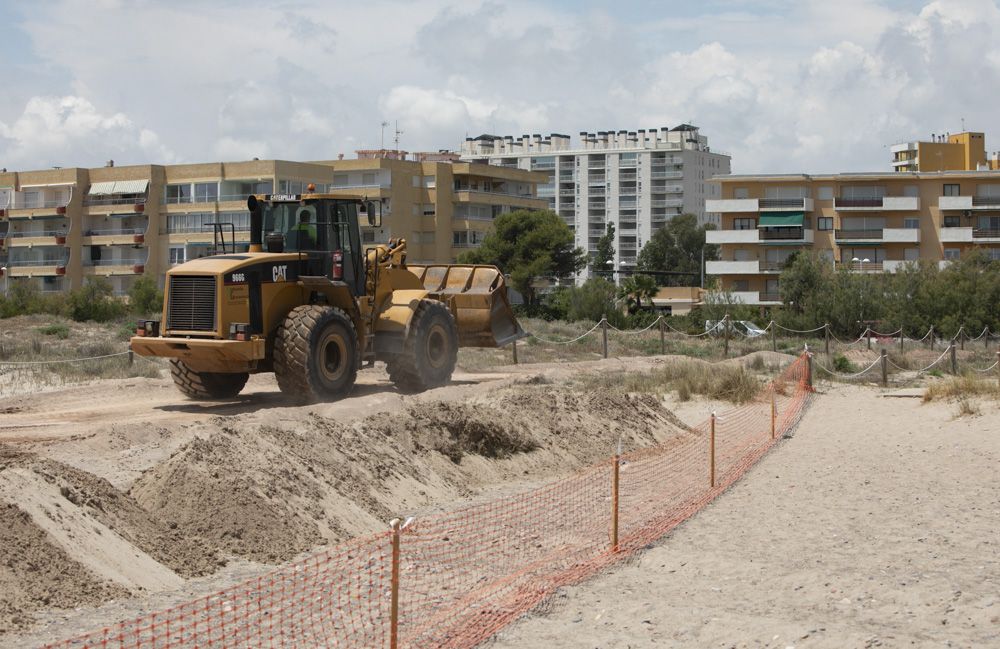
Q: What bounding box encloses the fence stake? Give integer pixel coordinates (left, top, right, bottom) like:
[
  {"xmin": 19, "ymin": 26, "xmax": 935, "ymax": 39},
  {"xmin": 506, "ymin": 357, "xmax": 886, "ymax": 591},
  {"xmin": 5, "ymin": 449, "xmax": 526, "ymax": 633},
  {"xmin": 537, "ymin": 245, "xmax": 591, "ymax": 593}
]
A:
[
  {"xmin": 986, "ymin": 327, "xmax": 990, "ymax": 351},
  {"xmin": 824, "ymin": 323, "xmax": 830, "ymax": 356},
  {"xmin": 880, "ymin": 348, "xmax": 888, "ymax": 387},
  {"xmin": 723, "ymin": 314, "xmax": 730, "ymax": 357},
  {"xmin": 950, "ymin": 344, "xmax": 957, "ymax": 375},
  {"xmin": 899, "ymin": 328, "xmax": 904, "ymax": 353},
  {"xmin": 511, "ymin": 340, "xmax": 518, "ymax": 365},
  {"xmin": 601, "ymin": 315, "xmax": 609, "ymax": 359},
  {"xmin": 128, "ymin": 347, "xmax": 134, "ymax": 367},
  {"xmin": 928, "ymin": 325, "xmax": 934, "ymax": 349},
  {"xmin": 389, "ymin": 518, "xmax": 401, "ymax": 649},
  {"xmin": 805, "ymin": 346, "xmax": 813, "ymax": 390},
  {"xmin": 659, "ymin": 317, "xmax": 666, "ymax": 355},
  {"xmin": 611, "ymin": 445, "xmax": 620, "ymax": 552},
  {"xmin": 709, "ymin": 412, "xmax": 716, "ymax": 488},
  {"xmin": 867, "ymin": 328, "xmax": 872, "ymax": 351},
  {"xmin": 770, "ymin": 392, "xmax": 776, "ymax": 440},
  {"xmin": 960, "ymin": 326, "xmax": 965, "ymax": 351},
  {"xmin": 770, "ymin": 321, "xmax": 776, "ymax": 353},
  {"xmin": 996, "ymin": 351, "xmax": 999, "ymax": 391}
]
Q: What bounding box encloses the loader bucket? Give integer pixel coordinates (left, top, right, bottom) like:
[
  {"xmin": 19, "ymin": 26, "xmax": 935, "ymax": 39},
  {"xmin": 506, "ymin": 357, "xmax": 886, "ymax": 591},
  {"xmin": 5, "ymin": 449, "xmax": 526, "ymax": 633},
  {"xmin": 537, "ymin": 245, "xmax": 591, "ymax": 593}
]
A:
[{"xmin": 407, "ymin": 264, "xmax": 526, "ymax": 347}]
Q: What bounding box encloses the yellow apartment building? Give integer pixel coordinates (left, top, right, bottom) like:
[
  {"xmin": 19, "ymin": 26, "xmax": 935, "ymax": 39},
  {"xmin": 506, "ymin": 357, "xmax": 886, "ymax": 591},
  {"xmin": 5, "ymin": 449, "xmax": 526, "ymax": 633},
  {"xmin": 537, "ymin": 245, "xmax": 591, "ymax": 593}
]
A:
[
  {"xmin": 891, "ymin": 130, "xmax": 1000, "ymax": 172},
  {"xmin": 0, "ymin": 154, "xmax": 545, "ymax": 295},
  {"xmin": 704, "ymin": 171, "xmax": 1000, "ymax": 306}
]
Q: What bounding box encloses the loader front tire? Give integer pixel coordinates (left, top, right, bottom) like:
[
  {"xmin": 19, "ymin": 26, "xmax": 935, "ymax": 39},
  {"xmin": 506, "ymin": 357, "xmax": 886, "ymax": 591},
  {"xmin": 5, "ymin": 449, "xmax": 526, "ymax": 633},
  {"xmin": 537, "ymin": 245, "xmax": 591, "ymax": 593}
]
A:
[
  {"xmin": 386, "ymin": 299, "xmax": 458, "ymax": 393},
  {"xmin": 274, "ymin": 305, "xmax": 358, "ymax": 403},
  {"xmin": 169, "ymin": 360, "xmax": 249, "ymax": 400}
]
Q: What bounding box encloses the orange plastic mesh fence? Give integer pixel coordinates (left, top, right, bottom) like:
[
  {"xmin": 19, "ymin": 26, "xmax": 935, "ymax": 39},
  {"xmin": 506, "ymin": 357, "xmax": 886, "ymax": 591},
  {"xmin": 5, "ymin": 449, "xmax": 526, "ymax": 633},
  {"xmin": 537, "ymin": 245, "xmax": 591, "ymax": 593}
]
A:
[{"xmin": 46, "ymin": 354, "xmax": 812, "ymax": 649}]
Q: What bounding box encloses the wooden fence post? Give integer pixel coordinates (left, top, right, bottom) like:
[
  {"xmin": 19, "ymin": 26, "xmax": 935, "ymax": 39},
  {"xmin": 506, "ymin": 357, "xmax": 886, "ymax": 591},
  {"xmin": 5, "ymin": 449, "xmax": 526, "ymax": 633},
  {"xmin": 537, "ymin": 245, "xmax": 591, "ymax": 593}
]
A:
[
  {"xmin": 128, "ymin": 347, "xmax": 134, "ymax": 367},
  {"xmin": 928, "ymin": 326, "xmax": 934, "ymax": 350},
  {"xmin": 950, "ymin": 344, "xmax": 958, "ymax": 375},
  {"xmin": 771, "ymin": 321, "xmax": 777, "ymax": 353},
  {"xmin": 960, "ymin": 326, "xmax": 965, "ymax": 351},
  {"xmin": 880, "ymin": 348, "xmax": 888, "ymax": 387},
  {"xmin": 611, "ymin": 443, "xmax": 620, "ymax": 552},
  {"xmin": 985, "ymin": 327, "xmax": 990, "ymax": 351},
  {"xmin": 389, "ymin": 518, "xmax": 401, "ymax": 649},
  {"xmin": 867, "ymin": 328, "xmax": 872, "ymax": 351},
  {"xmin": 601, "ymin": 315, "xmax": 609, "ymax": 359},
  {"xmin": 770, "ymin": 392, "xmax": 776, "ymax": 440},
  {"xmin": 709, "ymin": 412, "xmax": 716, "ymax": 488},
  {"xmin": 659, "ymin": 317, "xmax": 666, "ymax": 355},
  {"xmin": 899, "ymin": 328, "xmax": 904, "ymax": 353},
  {"xmin": 824, "ymin": 323, "xmax": 830, "ymax": 356},
  {"xmin": 511, "ymin": 340, "xmax": 518, "ymax": 365},
  {"xmin": 723, "ymin": 314, "xmax": 730, "ymax": 357},
  {"xmin": 806, "ymin": 347, "xmax": 813, "ymax": 390}
]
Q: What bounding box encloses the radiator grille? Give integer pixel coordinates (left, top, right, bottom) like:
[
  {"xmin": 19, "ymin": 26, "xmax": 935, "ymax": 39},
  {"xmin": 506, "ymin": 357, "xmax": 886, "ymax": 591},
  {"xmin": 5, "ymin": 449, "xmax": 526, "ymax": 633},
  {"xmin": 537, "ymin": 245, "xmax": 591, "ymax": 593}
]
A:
[{"xmin": 167, "ymin": 275, "xmax": 217, "ymax": 332}]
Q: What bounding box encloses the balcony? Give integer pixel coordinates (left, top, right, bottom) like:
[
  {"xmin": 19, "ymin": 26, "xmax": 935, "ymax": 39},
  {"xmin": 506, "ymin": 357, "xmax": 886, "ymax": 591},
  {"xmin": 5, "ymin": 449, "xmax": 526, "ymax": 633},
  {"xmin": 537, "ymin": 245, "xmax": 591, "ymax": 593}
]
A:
[
  {"xmin": 883, "ymin": 260, "xmax": 917, "ymax": 273},
  {"xmin": 559, "ymin": 189, "xmax": 576, "ymax": 197},
  {"xmin": 6, "ymin": 230, "xmax": 67, "ymax": 246},
  {"xmin": 706, "ymin": 229, "xmax": 760, "ymax": 244},
  {"xmin": 940, "ymin": 227, "xmax": 974, "ymax": 243},
  {"xmin": 705, "ymin": 198, "xmax": 814, "ymax": 213},
  {"xmin": 651, "ymin": 199, "xmax": 684, "ymax": 209},
  {"xmin": 8, "ymin": 258, "xmax": 69, "ymax": 277},
  {"xmin": 834, "ymin": 196, "xmax": 920, "ymax": 211},
  {"xmin": 82, "ymin": 258, "xmax": 148, "ymax": 276},
  {"xmin": 835, "ymin": 261, "xmax": 884, "ymax": 273},
  {"xmin": 758, "ymin": 228, "xmax": 814, "ymax": 243},
  {"xmin": 587, "ymin": 159, "xmax": 606, "ymax": 168},
  {"xmin": 724, "ymin": 291, "xmax": 782, "ymax": 306},
  {"xmin": 834, "ymin": 228, "xmax": 920, "ymax": 243},
  {"xmin": 938, "ymin": 195, "xmax": 1000, "ymax": 210},
  {"xmin": 706, "ymin": 199, "xmax": 757, "ymax": 213},
  {"xmin": 619, "ymin": 172, "xmax": 638, "ymax": 182},
  {"xmin": 588, "ymin": 175, "xmax": 606, "ymax": 185},
  {"xmin": 650, "ymin": 171, "xmax": 683, "ymax": 180},
  {"xmin": 706, "ymin": 260, "xmax": 760, "ymax": 275}
]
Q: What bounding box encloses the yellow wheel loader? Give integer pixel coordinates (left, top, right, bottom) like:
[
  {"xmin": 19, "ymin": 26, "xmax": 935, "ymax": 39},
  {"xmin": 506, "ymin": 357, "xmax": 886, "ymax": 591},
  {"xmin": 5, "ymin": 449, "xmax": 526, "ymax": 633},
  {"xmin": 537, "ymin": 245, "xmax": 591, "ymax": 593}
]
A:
[{"xmin": 131, "ymin": 191, "xmax": 524, "ymax": 402}]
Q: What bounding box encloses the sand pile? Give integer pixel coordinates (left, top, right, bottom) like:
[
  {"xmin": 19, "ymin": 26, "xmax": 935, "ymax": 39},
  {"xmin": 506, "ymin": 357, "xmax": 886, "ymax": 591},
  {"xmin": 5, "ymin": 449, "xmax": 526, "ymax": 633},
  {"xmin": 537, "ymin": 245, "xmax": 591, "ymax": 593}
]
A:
[{"xmin": 1, "ymin": 382, "xmax": 690, "ymax": 635}]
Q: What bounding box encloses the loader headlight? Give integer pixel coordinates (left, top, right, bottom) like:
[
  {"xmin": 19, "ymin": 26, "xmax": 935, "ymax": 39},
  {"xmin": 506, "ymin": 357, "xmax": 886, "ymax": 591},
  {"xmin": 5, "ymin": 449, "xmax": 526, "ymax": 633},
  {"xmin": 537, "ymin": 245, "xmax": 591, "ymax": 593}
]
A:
[
  {"xmin": 229, "ymin": 323, "xmax": 251, "ymax": 341},
  {"xmin": 136, "ymin": 320, "xmax": 160, "ymax": 337}
]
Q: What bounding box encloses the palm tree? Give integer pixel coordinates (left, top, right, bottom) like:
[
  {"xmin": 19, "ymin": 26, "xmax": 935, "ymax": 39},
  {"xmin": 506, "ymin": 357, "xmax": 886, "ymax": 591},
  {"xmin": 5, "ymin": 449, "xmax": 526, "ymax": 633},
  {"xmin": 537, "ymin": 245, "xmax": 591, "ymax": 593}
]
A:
[{"xmin": 618, "ymin": 274, "xmax": 658, "ymax": 315}]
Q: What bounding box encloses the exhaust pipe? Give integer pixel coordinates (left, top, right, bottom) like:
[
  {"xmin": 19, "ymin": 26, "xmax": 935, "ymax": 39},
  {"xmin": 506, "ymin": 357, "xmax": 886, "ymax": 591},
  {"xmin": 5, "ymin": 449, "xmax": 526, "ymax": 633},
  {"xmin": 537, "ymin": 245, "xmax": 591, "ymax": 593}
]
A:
[{"xmin": 247, "ymin": 195, "xmax": 263, "ymax": 253}]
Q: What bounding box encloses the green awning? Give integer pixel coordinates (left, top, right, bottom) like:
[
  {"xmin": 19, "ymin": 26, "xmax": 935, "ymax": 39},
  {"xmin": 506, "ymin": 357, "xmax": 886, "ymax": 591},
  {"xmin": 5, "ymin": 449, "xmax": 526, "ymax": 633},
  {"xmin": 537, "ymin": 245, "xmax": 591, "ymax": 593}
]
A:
[{"xmin": 758, "ymin": 212, "xmax": 804, "ymax": 227}]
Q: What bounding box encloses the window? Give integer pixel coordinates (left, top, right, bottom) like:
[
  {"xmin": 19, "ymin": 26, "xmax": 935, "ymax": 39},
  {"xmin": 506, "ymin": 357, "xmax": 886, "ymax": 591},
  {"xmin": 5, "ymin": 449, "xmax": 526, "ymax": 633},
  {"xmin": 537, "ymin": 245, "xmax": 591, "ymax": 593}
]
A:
[
  {"xmin": 732, "ymin": 280, "xmax": 749, "ymax": 291},
  {"xmin": 977, "ymin": 184, "xmax": 1000, "ymax": 198},
  {"xmin": 194, "ymin": 183, "xmax": 218, "ymax": 202},
  {"xmin": 23, "ymin": 191, "xmax": 41, "ymax": 208},
  {"xmin": 818, "ymin": 186, "xmax": 833, "ymax": 201},
  {"xmin": 904, "ymin": 218, "xmax": 920, "ymax": 229},
  {"xmin": 733, "ymin": 218, "xmax": 756, "ymax": 230},
  {"xmin": 733, "ymin": 249, "xmax": 751, "ymax": 261},
  {"xmin": 422, "ymin": 176, "xmax": 436, "ymax": 189},
  {"xmin": 987, "ymin": 248, "xmax": 1000, "ymax": 261},
  {"xmin": 362, "ymin": 172, "xmax": 377, "ymax": 186},
  {"xmin": 412, "ymin": 175, "xmax": 420, "ymax": 187},
  {"xmin": 904, "ymin": 248, "xmax": 920, "ymax": 261},
  {"xmin": 943, "ymin": 183, "xmax": 960, "ymax": 197},
  {"xmin": 734, "ymin": 187, "xmax": 749, "ymax": 199},
  {"xmin": 453, "ymin": 231, "xmax": 469, "ymax": 246},
  {"xmin": 168, "ymin": 247, "xmax": 185, "ymax": 265},
  {"xmin": 165, "ymin": 185, "xmax": 191, "ymax": 204},
  {"xmin": 817, "ymin": 217, "xmax": 833, "ymax": 231},
  {"xmin": 422, "ymin": 204, "xmax": 435, "ymax": 216},
  {"xmin": 944, "ymin": 215, "xmax": 961, "ymax": 228},
  {"xmin": 944, "ymin": 248, "xmax": 961, "ymax": 260},
  {"xmin": 764, "ymin": 186, "xmax": 809, "ymax": 199},
  {"xmin": 841, "ymin": 185, "xmax": 886, "ymax": 199}
]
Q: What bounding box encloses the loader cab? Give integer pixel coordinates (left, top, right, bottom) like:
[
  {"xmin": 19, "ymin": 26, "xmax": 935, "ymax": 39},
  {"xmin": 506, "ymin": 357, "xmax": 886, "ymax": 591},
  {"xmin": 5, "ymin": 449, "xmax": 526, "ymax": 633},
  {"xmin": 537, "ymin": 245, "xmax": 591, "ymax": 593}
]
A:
[{"xmin": 255, "ymin": 196, "xmax": 365, "ymax": 295}]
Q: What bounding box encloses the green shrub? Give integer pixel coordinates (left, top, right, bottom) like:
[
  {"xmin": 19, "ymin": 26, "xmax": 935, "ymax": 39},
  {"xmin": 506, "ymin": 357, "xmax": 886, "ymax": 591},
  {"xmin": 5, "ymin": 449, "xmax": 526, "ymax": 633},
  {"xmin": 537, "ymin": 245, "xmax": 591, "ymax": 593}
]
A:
[
  {"xmin": 128, "ymin": 276, "xmax": 163, "ymax": 315},
  {"xmin": 38, "ymin": 323, "xmax": 70, "ymax": 339},
  {"xmin": 832, "ymin": 353, "xmax": 855, "ymax": 373},
  {"xmin": 65, "ymin": 278, "xmax": 127, "ymax": 323}
]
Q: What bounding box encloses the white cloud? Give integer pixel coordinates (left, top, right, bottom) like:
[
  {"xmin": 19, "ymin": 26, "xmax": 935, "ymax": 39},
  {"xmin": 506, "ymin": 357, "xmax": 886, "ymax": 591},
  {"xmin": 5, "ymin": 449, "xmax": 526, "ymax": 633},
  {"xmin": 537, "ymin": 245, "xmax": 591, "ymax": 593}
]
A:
[
  {"xmin": 0, "ymin": 95, "xmax": 175, "ymax": 168},
  {"xmin": 2, "ymin": 0, "xmax": 1000, "ymax": 174}
]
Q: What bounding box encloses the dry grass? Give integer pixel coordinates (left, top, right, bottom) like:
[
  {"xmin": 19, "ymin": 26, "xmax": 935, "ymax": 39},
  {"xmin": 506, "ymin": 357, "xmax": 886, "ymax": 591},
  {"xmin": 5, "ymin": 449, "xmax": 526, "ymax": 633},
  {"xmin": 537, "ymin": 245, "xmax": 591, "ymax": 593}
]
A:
[
  {"xmin": 578, "ymin": 359, "xmax": 763, "ymax": 404},
  {"xmin": 922, "ymin": 374, "xmax": 999, "ymax": 403}
]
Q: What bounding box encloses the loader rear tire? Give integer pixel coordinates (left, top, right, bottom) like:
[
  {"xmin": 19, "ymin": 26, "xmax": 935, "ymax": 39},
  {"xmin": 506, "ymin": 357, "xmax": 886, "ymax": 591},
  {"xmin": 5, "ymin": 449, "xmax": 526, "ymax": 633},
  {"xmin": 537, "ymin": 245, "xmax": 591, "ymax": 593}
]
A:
[
  {"xmin": 386, "ymin": 299, "xmax": 458, "ymax": 393},
  {"xmin": 169, "ymin": 360, "xmax": 249, "ymax": 400},
  {"xmin": 273, "ymin": 304, "xmax": 358, "ymax": 403}
]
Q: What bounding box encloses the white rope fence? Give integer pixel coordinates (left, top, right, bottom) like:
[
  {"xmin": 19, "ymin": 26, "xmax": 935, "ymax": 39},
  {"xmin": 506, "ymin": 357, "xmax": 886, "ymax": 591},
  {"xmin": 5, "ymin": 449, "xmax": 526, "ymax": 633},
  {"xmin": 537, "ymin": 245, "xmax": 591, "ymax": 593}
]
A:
[{"xmin": 0, "ymin": 350, "xmax": 132, "ymax": 367}]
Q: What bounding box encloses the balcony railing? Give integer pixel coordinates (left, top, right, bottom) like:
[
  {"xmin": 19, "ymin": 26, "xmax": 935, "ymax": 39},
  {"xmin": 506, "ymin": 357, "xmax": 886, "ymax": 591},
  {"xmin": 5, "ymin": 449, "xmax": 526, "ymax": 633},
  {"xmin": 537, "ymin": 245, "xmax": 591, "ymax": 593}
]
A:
[
  {"xmin": 83, "ymin": 258, "xmax": 148, "ymax": 267},
  {"xmin": 973, "ymin": 228, "xmax": 1000, "ymax": 238},
  {"xmin": 14, "ymin": 199, "xmax": 69, "ymax": 209},
  {"xmin": 759, "ymin": 228, "xmax": 806, "ymax": 240},
  {"xmin": 759, "ymin": 198, "xmax": 806, "ymax": 209},
  {"xmin": 559, "ymin": 189, "xmax": 575, "ymax": 197},
  {"xmin": 835, "ymin": 198, "xmax": 883, "ymax": 208},
  {"xmin": 650, "ymin": 171, "xmax": 683, "ymax": 179},
  {"xmin": 760, "ymin": 292, "xmax": 782, "ymax": 303},
  {"xmin": 835, "ymin": 228, "xmax": 882, "ymax": 239},
  {"xmin": 587, "ymin": 160, "xmax": 606, "ymax": 168},
  {"xmin": 972, "ymin": 197, "xmax": 1000, "ymax": 207},
  {"xmin": 759, "ymin": 261, "xmax": 788, "ymax": 272},
  {"xmin": 9, "ymin": 258, "xmax": 68, "ymax": 267},
  {"xmin": 84, "ymin": 196, "xmax": 148, "ymax": 206},
  {"xmin": 84, "ymin": 228, "xmax": 146, "ymax": 236},
  {"xmin": 7, "ymin": 230, "xmax": 65, "ymax": 238},
  {"xmin": 836, "ymin": 261, "xmax": 884, "ymax": 272},
  {"xmin": 618, "ymin": 172, "xmax": 637, "ymax": 181}
]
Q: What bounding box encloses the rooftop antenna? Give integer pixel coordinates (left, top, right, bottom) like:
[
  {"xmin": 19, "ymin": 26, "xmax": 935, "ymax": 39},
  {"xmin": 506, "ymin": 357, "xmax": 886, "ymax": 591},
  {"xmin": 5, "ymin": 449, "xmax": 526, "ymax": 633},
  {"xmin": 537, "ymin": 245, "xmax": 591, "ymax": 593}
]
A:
[
  {"xmin": 380, "ymin": 120, "xmax": 389, "ymax": 150},
  {"xmin": 393, "ymin": 120, "xmax": 403, "ymax": 154},
  {"xmin": 961, "ymin": 117, "xmax": 966, "ymax": 131}
]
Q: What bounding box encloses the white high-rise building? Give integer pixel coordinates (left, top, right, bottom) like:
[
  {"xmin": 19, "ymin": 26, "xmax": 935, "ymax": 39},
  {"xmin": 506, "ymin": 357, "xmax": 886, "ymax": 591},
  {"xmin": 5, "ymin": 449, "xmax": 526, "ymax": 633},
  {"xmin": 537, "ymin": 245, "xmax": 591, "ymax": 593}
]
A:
[{"xmin": 459, "ymin": 125, "xmax": 731, "ymax": 280}]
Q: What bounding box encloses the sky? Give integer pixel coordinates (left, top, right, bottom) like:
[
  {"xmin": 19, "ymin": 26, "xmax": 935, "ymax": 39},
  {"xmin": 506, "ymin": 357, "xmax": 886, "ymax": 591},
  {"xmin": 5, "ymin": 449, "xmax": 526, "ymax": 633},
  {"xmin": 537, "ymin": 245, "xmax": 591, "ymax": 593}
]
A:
[{"xmin": 0, "ymin": 0, "xmax": 997, "ymax": 174}]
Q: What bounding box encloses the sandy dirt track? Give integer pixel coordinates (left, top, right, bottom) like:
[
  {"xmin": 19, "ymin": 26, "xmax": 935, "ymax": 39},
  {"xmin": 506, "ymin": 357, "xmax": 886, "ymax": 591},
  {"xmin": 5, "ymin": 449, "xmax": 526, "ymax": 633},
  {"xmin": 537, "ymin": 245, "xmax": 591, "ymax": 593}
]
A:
[{"xmin": 491, "ymin": 384, "xmax": 1000, "ymax": 648}]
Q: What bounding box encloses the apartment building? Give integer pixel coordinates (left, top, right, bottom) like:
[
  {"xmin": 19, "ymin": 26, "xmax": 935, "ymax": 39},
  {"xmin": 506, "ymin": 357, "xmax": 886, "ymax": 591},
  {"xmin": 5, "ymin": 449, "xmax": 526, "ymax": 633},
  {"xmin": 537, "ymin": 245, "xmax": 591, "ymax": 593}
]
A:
[
  {"xmin": 0, "ymin": 155, "xmax": 545, "ymax": 295},
  {"xmin": 891, "ymin": 130, "xmax": 1000, "ymax": 172},
  {"xmin": 704, "ymin": 171, "xmax": 1000, "ymax": 306},
  {"xmin": 459, "ymin": 125, "xmax": 730, "ymax": 280}
]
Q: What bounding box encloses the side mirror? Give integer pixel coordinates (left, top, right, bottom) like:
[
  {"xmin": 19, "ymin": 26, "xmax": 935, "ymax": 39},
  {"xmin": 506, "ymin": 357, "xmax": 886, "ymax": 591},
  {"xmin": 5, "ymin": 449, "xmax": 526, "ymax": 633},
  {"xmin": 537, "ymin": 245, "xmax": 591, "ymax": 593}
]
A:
[{"xmin": 365, "ymin": 200, "xmax": 379, "ymax": 227}]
